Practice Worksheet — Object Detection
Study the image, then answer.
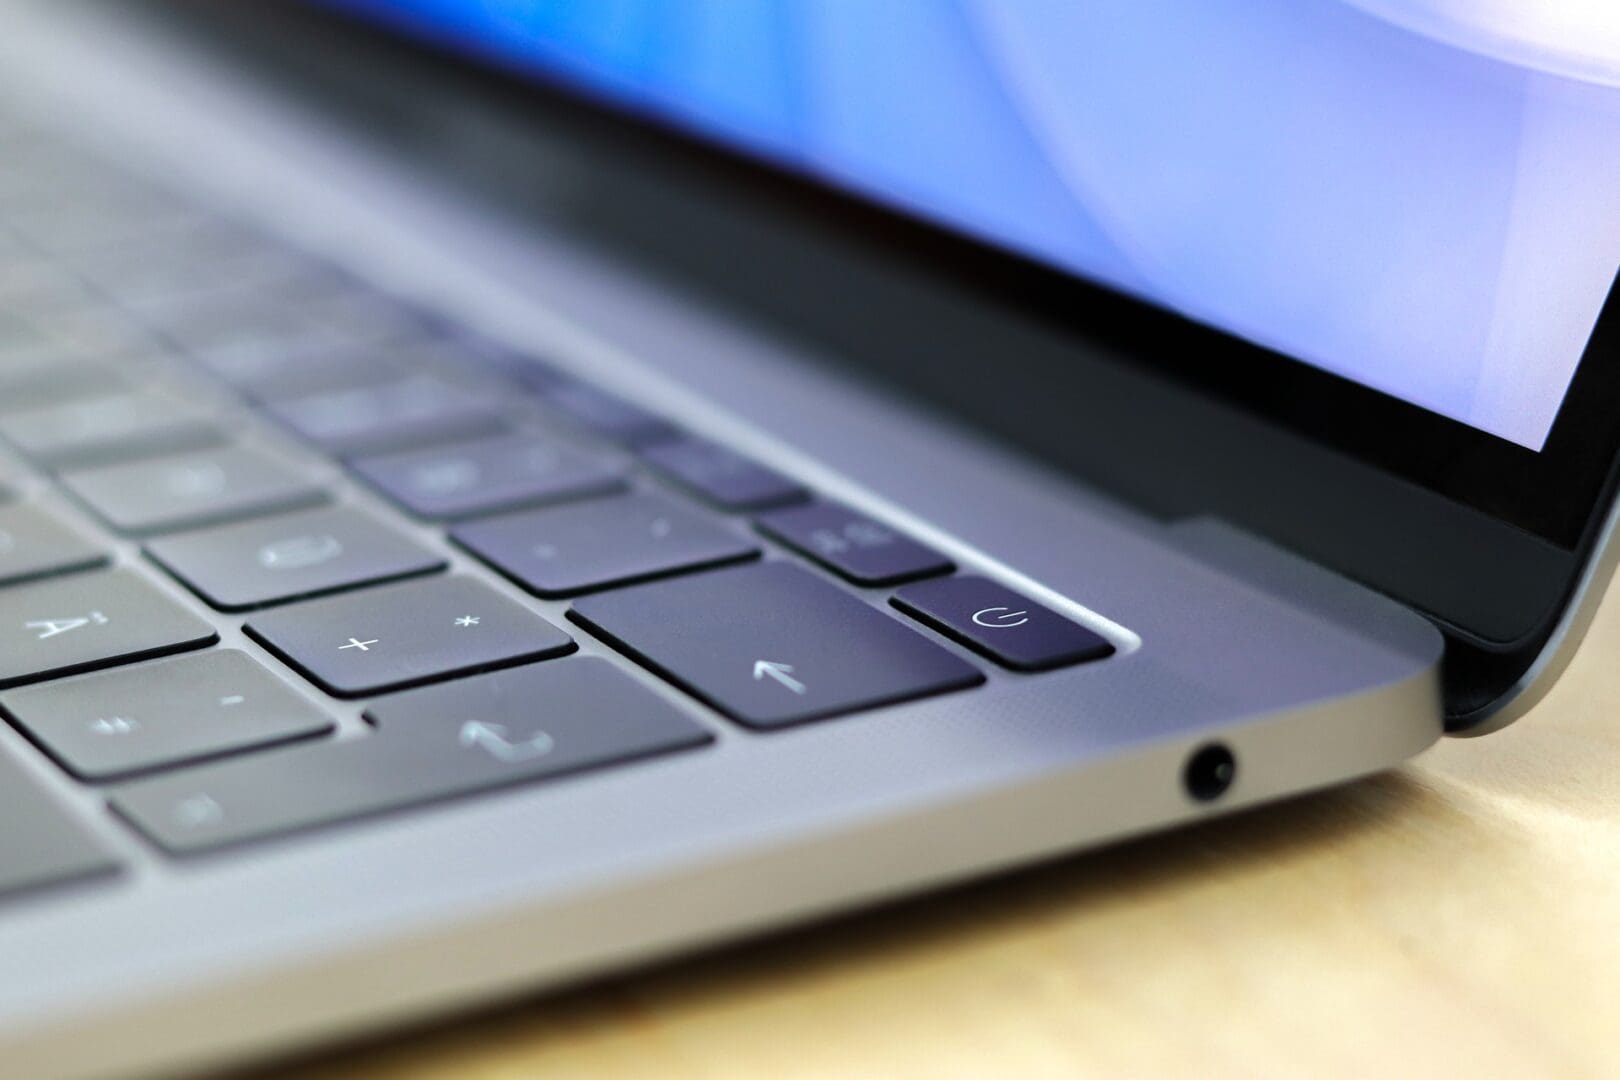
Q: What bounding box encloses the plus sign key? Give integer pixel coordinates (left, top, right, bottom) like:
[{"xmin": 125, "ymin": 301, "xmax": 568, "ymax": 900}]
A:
[
  {"xmin": 246, "ymin": 576, "xmax": 573, "ymax": 697},
  {"xmin": 0, "ymin": 568, "xmax": 217, "ymax": 688}
]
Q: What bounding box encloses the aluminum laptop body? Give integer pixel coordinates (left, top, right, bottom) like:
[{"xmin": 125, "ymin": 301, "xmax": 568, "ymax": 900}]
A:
[{"xmin": 1, "ymin": 4, "xmax": 1617, "ymax": 1076}]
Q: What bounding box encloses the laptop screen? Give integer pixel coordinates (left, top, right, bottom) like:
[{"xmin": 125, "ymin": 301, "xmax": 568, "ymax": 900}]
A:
[{"xmin": 321, "ymin": 1, "xmax": 1620, "ymax": 453}]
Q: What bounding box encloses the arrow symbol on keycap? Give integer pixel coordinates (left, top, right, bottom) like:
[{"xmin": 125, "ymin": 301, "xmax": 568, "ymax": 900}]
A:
[
  {"xmin": 458, "ymin": 720, "xmax": 556, "ymax": 763},
  {"xmin": 89, "ymin": 716, "xmax": 139, "ymax": 737},
  {"xmin": 752, "ymin": 660, "xmax": 806, "ymax": 695}
]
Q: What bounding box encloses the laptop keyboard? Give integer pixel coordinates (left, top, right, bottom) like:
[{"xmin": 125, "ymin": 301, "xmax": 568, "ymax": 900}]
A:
[
  {"xmin": 451, "ymin": 492, "xmax": 761, "ymax": 598},
  {"xmin": 245, "ymin": 576, "xmax": 575, "ymax": 698},
  {"xmin": 0, "ymin": 114, "xmax": 1116, "ymax": 886},
  {"xmin": 6, "ymin": 650, "xmax": 335, "ymax": 782},
  {"xmin": 0, "ymin": 567, "xmax": 220, "ymax": 688}
]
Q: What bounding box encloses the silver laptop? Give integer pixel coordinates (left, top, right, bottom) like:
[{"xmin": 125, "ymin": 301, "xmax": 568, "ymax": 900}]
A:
[{"xmin": 2, "ymin": 2, "xmax": 1617, "ymax": 1075}]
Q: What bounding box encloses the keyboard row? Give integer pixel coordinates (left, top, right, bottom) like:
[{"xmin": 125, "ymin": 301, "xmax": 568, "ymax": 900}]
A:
[
  {"xmin": 0, "ymin": 121, "xmax": 1119, "ymax": 874},
  {"xmin": 0, "ymin": 499, "xmax": 1113, "ymax": 710},
  {"xmin": 0, "ymin": 561, "xmax": 1107, "ymax": 859}
]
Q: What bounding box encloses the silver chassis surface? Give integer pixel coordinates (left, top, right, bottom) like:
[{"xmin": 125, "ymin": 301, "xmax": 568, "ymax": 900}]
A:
[
  {"xmin": 1462, "ymin": 492, "xmax": 1620, "ymax": 732},
  {"xmin": 0, "ymin": 5, "xmax": 1444, "ymax": 1077}
]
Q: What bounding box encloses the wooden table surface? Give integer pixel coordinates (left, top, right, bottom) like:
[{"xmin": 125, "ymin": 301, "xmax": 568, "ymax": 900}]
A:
[{"xmin": 282, "ymin": 592, "xmax": 1620, "ymax": 1079}]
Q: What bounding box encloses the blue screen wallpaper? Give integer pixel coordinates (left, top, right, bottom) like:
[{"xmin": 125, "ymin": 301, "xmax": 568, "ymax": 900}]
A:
[{"xmin": 329, "ymin": 0, "xmax": 1620, "ymax": 449}]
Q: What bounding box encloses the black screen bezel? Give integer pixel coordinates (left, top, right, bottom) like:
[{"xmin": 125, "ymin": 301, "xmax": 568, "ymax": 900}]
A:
[{"xmin": 295, "ymin": 0, "xmax": 1620, "ymax": 549}]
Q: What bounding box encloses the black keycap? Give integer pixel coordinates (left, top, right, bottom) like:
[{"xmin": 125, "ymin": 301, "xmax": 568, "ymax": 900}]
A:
[
  {"xmin": 454, "ymin": 492, "xmax": 758, "ymax": 598},
  {"xmin": 60, "ymin": 444, "xmax": 326, "ymax": 536},
  {"xmin": 757, "ymin": 502, "xmax": 953, "ymax": 586},
  {"xmin": 544, "ymin": 381, "xmax": 678, "ymax": 448},
  {"xmin": 891, "ymin": 576, "xmax": 1115, "ymax": 672},
  {"xmin": 146, "ymin": 505, "xmax": 445, "ymax": 611},
  {"xmin": 247, "ymin": 575, "xmax": 573, "ymax": 697},
  {"xmin": 643, "ymin": 437, "xmax": 807, "ymax": 511},
  {"xmin": 263, "ymin": 374, "xmax": 504, "ymax": 456},
  {"xmin": 352, "ymin": 433, "xmax": 624, "ymax": 520},
  {"xmin": 0, "ymin": 390, "xmax": 220, "ymax": 469},
  {"xmin": 1, "ymin": 650, "xmax": 333, "ymax": 781},
  {"xmin": 570, "ymin": 562, "xmax": 983, "ymax": 729},
  {"xmin": 0, "ymin": 568, "xmax": 217, "ymax": 688},
  {"xmin": 111, "ymin": 659, "xmax": 711, "ymax": 854},
  {"xmin": 0, "ymin": 502, "xmax": 107, "ymax": 586},
  {"xmin": 0, "ymin": 743, "xmax": 119, "ymax": 899}
]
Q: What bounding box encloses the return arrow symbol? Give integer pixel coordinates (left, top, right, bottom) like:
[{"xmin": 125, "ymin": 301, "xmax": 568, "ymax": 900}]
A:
[{"xmin": 458, "ymin": 720, "xmax": 556, "ymax": 763}]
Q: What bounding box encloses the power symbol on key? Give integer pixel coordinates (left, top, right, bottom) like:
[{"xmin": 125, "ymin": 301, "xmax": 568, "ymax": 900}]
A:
[{"xmin": 971, "ymin": 606, "xmax": 1029, "ymax": 629}]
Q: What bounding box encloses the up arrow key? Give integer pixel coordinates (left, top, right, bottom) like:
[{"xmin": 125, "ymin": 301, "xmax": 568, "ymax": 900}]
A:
[
  {"xmin": 570, "ymin": 563, "xmax": 983, "ymax": 729},
  {"xmin": 752, "ymin": 660, "xmax": 807, "ymax": 695}
]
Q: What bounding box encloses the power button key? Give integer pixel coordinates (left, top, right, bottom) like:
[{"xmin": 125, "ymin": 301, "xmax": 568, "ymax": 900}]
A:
[{"xmin": 891, "ymin": 576, "xmax": 1114, "ymax": 672}]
